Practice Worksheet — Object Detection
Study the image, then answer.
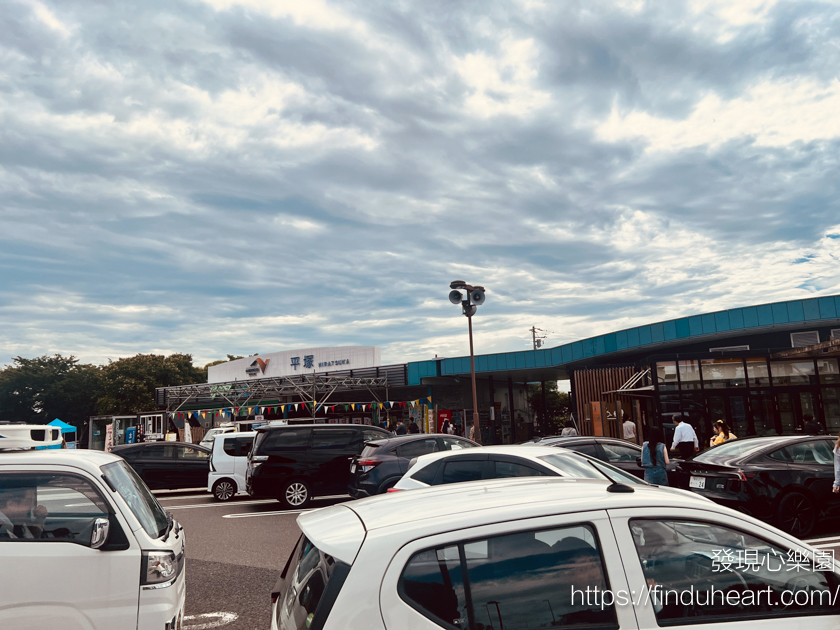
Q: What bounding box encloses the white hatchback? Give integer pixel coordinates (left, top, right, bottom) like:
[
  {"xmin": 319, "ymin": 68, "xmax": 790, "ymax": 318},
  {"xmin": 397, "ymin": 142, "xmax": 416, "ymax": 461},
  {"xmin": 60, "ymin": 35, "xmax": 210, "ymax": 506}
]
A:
[
  {"xmin": 208, "ymin": 431, "xmax": 256, "ymax": 501},
  {"xmin": 270, "ymin": 477, "xmax": 840, "ymax": 630}
]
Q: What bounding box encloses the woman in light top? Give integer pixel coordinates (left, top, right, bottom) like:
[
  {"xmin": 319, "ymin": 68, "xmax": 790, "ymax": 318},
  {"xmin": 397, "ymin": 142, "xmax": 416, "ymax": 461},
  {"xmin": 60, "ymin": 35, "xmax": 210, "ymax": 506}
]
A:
[
  {"xmin": 641, "ymin": 427, "xmax": 669, "ymax": 486},
  {"xmin": 709, "ymin": 419, "xmax": 737, "ymax": 447},
  {"xmin": 833, "ymin": 430, "xmax": 840, "ymax": 494}
]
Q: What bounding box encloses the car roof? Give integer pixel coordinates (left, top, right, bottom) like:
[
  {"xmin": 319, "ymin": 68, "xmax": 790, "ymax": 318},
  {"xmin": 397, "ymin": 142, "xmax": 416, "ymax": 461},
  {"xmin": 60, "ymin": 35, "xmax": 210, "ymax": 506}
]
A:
[
  {"xmin": 366, "ymin": 433, "xmax": 475, "ymax": 447},
  {"xmin": 0, "ymin": 448, "xmax": 126, "ymax": 470},
  {"xmin": 412, "ymin": 444, "xmax": 567, "ymax": 466},
  {"xmin": 297, "ymin": 477, "xmax": 718, "ymax": 563}
]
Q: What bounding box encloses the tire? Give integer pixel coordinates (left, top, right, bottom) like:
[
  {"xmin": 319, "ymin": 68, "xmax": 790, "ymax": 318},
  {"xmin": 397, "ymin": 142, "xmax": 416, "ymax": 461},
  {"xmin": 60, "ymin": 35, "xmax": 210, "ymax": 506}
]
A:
[
  {"xmin": 280, "ymin": 479, "xmax": 311, "ymax": 509},
  {"xmin": 212, "ymin": 478, "xmax": 237, "ymax": 502},
  {"xmin": 378, "ymin": 479, "xmax": 399, "ymax": 495},
  {"xmin": 775, "ymin": 491, "xmax": 816, "ymax": 538}
]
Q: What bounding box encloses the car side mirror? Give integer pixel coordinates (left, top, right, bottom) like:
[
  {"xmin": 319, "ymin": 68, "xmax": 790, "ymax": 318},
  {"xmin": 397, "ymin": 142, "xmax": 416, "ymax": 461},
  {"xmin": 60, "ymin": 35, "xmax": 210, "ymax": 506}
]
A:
[{"xmin": 91, "ymin": 517, "xmax": 110, "ymax": 549}]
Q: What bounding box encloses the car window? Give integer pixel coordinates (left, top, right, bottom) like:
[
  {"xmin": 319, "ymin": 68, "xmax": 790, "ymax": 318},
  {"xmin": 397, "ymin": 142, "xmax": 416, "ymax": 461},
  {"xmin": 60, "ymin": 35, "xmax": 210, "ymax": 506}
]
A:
[
  {"xmin": 785, "ymin": 440, "xmax": 834, "ymax": 465},
  {"xmin": 399, "ymin": 524, "xmax": 617, "ymax": 629},
  {"xmin": 440, "ymin": 437, "xmax": 475, "ymax": 451},
  {"xmin": 410, "ymin": 460, "xmax": 443, "ymax": 485},
  {"xmin": 765, "ymin": 447, "xmax": 791, "ymax": 462},
  {"xmin": 0, "ymin": 472, "xmax": 109, "ymax": 545},
  {"xmin": 493, "ymin": 461, "xmax": 546, "ymax": 478},
  {"xmin": 178, "ymin": 446, "xmax": 208, "ymax": 459},
  {"xmin": 693, "ymin": 440, "xmax": 770, "ymax": 464},
  {"xmin": 235, "ymin": 436, "xmax": 253, "ymax": 456},
  {"xmin": 599, "ymin": 443, "xmax": 639, "ymax": 462},
  {"xmin": 257, "ymin": 428, "xmax": 311, "ymax": 453},
  {"xmin": 222, "ymin": 437, "xmax": 237, "ymax": 457},
  {"xmin": 143, "ymin": 445, "xmax": 176, "ymax": 458},
  {"xmin": 397, "ymin": 439, "xmax": 439, "ymax": 459},
  {"xmin": 630, "ymin": 519, "xmax": 839, "ymax": 624},
  {"xmin": 441, "ymin": 460, "xmax": 485, "ymax": 485},
  {"xmin": 568, "ymin": 443, "xmax": 601, "ymax": 458},
  {"xmin": 311, "ymin": 429, "xmax": 357, "ymax": 450},
  {"xmin": 363, "ymin": 430, "xmax": 386, "ymax": 442}
]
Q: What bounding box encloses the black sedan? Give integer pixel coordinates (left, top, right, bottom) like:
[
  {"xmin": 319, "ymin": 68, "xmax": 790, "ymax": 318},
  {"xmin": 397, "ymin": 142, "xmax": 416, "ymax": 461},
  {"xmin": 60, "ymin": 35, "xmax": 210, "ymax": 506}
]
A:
[
  {"xmin": 677, "ymin": 435, "xmax": 840, "ymax": 537},
  {"xmin": 524, "ymin": 435, "xmax": 680, "ymax": 484},
  {"xmin": 111, "ymin": 441, "xmax": 211, "ymax": 490},
  {"xmin": 349, "ymin": 433, "xmax": 478, "ymax": 497}
]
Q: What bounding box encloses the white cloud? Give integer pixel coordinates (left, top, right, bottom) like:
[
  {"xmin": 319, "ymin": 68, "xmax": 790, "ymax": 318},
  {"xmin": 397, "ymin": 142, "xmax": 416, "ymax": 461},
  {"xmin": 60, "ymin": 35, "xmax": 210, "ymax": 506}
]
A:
[
  {"xmin": 200, "ymin": 0, "xmax": 365, "ymax": 33},
  {"xmin": 597, "ymin": 78, "xmax": 840, "ymax": 151}
]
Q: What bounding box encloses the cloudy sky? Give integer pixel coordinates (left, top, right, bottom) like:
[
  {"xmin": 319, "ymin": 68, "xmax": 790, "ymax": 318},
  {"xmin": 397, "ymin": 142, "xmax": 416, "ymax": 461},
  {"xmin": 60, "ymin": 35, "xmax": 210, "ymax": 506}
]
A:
[{"xmin": 2, "ymin": 0, "xmax": 840, "ymax": 368}]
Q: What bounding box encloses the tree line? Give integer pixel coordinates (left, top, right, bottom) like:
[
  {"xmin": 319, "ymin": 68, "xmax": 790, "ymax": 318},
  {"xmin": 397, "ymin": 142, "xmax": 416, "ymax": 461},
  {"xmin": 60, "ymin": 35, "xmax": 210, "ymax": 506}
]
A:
[{"xmin": 0, "ymin": 353, "xmax": 240, "ymax": 430}]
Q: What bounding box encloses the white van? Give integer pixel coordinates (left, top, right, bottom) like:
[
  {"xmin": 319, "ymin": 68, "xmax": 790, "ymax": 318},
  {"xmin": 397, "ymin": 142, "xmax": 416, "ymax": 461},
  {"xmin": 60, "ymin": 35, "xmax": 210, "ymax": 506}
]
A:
[
  {"xmin": 0, "ymin": 425, "xmax": 186, "ymax": 630},
  {"xmin": 198, "ymin": 425, "xmax": 236, "ymax": 450},
  {"xmin": 208, "ymin": 431, "xmax": 256, "ymax": 501}
]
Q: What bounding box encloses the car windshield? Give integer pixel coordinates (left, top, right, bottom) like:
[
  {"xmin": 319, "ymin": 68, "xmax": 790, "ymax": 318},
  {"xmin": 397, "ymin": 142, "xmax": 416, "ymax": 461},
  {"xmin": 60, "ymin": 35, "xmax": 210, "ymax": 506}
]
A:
[
  {"xmin": 101, "ymin": 459, "xmax": 169, "ymax": 538},
  {"xmin": 693, "ymin": 440, "xmax": 771, "ymax": 464},
  {"xmin": 538, "ymin": 453, "xmax": 644, "ymax": 485}
]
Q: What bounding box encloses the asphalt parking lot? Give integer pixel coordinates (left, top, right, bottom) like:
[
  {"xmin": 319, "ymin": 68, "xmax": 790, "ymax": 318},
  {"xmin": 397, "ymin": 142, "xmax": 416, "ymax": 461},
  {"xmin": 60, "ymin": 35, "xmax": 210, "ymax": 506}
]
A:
[
  {"xmin": 155, "ymin": 489, "xmax": 349, "ymax": 630},
  {"xmin": 157, "ymin": 488, "xmax": 840, "ymax": 630}
]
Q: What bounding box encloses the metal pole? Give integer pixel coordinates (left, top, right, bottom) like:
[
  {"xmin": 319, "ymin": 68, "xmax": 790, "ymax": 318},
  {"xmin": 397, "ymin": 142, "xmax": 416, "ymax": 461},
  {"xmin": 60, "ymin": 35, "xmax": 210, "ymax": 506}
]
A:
[{"xmin": 468, "ymin": 314, "xmax": 481, "ymax": 445}]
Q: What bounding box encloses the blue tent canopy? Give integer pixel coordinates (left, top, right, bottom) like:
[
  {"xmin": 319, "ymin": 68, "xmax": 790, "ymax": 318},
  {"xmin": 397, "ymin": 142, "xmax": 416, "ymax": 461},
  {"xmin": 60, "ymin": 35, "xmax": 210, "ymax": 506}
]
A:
[{"xmin": 48, "ymin": 419, "xmax": 76, "ymax": 434}]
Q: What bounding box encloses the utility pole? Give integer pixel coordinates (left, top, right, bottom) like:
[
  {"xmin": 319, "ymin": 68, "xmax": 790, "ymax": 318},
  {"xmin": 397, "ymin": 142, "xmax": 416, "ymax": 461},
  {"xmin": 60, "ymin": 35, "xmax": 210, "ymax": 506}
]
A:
[{"xmin": 530, "ymin": 326, "xmax": 547, "ymax": 350}]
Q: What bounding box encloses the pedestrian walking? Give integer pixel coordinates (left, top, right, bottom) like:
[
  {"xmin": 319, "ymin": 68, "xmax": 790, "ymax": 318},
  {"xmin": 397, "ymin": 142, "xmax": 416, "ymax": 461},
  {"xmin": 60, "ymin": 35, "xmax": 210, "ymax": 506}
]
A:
[
  {"xmin": 709, "ymin": 420, "xmax": 736, "ymax": 447},
  {"xmin": 833, "ymin": 430, "xmax": 840, "ymax": 494},
  {"xmin": 560, "ymin": 420, "xmax": 578, "ymax": 437},
  {"xmin": 622, "ymin": 413, "xmax": 636, "ymax": 443},
  {"xmin": 641, "ymin": 427, "xmax": 669, "ymax": 486},
  {"xmin": 670, "ymin": 415, "xmax": 699, "ymax": 459},
  {"xmin": 395, "ymin": 420, "xmax": 407, "ymax": 435}
]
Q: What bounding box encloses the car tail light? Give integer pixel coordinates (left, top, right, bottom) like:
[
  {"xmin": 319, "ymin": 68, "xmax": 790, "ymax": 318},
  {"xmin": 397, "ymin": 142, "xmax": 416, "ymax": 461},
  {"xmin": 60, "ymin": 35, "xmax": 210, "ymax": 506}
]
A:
[
  {"xmin": 357, "ymin": 459, "xmax": 381, "ymax": 473},
  {"xmin": 386, "ymin": 488, "xmax": 402, "ymax": 493},
  {"xmin": 735, "ymin": 471, "xmax": 755, "ymax": 481},
  {"xmin": 209, "ymin": 455, "xmax": 215, "ymax": 472}
]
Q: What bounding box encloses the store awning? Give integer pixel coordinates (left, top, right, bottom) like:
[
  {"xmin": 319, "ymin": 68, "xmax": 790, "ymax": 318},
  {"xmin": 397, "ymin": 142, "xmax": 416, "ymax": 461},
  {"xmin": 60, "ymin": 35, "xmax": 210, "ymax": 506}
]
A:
[{"xmin": 48, "ymin": 419, "xmax": 77, "ymax": 434}]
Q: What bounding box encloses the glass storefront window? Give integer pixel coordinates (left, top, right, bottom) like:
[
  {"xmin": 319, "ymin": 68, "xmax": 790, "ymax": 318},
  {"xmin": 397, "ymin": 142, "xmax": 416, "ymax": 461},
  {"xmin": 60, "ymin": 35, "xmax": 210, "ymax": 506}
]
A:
[
  {"xmin": 770, "ymin": 361, "xmax": 816, "ymax": 386},
  {"xmin": 678, "ymin": 360, "xmax": 701, "ymax": 390},
  {"xmin": 749, "ymin": 392, "xmax": 777, "ymax": 436},
  {"xmin": 657, "ymin": 362, "xmax": 678, "ymax": 391},
  {"xmin": 700, "ymin": 359, "xmax": 745, "ymax": 388},
  {"xmin": 817, "ymin": 358, "xmax": 840, "ymax": 384},
  {"xmin": 777, "ymin": 393, "xmax": 796, "ymax": 434},
  {"xmin": 823, "ymin": 388, "xmax": 840, "ymax": 434},
  {"xmin": 745, "ymin": 358, "xmax": 770, "ymax": 387}
]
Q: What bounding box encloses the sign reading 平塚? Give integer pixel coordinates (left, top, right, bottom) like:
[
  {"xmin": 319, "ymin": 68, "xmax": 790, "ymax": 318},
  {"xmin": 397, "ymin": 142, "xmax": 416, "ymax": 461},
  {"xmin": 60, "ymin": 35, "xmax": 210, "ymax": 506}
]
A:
[{"xmin": 207, "ymin": 347, "xmax": 381, "ymax": 383}]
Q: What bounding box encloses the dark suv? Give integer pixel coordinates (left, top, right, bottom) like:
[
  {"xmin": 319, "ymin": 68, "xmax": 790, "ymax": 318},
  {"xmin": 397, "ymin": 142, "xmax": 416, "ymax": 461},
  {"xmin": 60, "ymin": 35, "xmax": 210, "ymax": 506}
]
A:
[
  {"xmin": 246, "ymin": 424, "xmax": 389, "ymax": 508},
  {"xmin": 349, "ymin": 433, "xmax": 478, "ymax": 498}
]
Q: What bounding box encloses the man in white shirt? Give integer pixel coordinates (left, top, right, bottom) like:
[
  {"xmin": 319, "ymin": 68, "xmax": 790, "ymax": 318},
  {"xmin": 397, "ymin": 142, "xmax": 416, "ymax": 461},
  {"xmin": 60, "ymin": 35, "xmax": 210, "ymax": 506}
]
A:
[
  {"xmin": 622, "ymin": 413, "xmax": 636, "ymax": 443},
  {"xmin": 671, "ymin": 415, "xmax": 699, "ymax": 459}
]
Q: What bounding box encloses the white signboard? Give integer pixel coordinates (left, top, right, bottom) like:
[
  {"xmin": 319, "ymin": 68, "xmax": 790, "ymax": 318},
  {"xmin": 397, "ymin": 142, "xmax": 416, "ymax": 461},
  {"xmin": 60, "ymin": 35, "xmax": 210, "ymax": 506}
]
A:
[
  {"xmin": 104, "ymin": 424, "xmax": 114, "ymax": 453},
  {"xmin": 184, "ymin": 423, "xmax": 192, "ymax": 444},
  {"xmin": 207, "ymin": 346, "xmax": 381, "ymax": 383}
]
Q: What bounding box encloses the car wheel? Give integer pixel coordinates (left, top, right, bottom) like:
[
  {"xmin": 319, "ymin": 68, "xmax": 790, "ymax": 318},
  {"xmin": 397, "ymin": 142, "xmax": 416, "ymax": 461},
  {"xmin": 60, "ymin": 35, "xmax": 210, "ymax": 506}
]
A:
[
  {"xmin": 378, "ymin": 479, "xmax": 399, "ymax": 495},
  {"xmin": 212, "ymin": 478, "xmax": 236, "ymax": 502},
  {"xmin": 775, "ymin": 491, "xmax": 816, "ymax": 537},
  {"xmin": 280, "ymin": 479, "xmax": 311, "ymax": 509}
]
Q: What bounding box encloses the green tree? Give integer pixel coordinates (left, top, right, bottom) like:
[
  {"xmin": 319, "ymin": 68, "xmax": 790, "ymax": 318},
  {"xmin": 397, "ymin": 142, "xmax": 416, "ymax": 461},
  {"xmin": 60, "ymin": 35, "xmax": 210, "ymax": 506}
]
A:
[
  {"xmin": 96, "ymin": 353, "xmax": 205, "ymax": 415},
  {"xmin": 527, "ymin": 381, "xmax": 571, "ymax": 435},
  {"xmin": 0, "ymin": 355, "xmax": 103, "ymax": 429}
]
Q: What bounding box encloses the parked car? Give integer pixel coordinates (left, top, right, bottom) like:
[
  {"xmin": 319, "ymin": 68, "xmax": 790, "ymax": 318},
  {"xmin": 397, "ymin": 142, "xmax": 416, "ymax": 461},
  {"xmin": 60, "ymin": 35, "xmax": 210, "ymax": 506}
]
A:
[
  {"xmin": 271, "ymin": 476, "xmax": 840, "ymax": 630},
  {"xmin": 0, "ymin": 426, "xmax": 186, "ymax": 629},
  {"xmin": 208, "ymin": 431, "xmax": 256, "ymax": 501},
  {"xmin": 525, "ymin": 435, "xmax": 681, "ymax": 484},
  {"xmin": 199, "ymin": 425, "xmax": 236, "ymax": 449},
  {"xmin": 392, "ymin": 444, "xmax": 645, "ymax": 491},
  {"xmin": 111, "ymin": 441, "xmax": 211, "ymax": 490},
  {"xmin": 246, "ymin": 424, "xmax": 389, "ymax": 508},
  {"xmin": 349, "ymin": 433, "xmax": 478, "ymax": 498},
  {"xmin": 677, "ymin": 434, "xmax": 840, "ymax": 537}
]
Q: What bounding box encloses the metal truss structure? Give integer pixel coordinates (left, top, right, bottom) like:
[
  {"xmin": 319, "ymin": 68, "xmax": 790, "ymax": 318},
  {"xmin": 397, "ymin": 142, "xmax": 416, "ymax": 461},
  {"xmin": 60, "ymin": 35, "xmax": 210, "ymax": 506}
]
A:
[{"xmin": 155, "ymin": 364, "xmax": 408, "ymax": 415}]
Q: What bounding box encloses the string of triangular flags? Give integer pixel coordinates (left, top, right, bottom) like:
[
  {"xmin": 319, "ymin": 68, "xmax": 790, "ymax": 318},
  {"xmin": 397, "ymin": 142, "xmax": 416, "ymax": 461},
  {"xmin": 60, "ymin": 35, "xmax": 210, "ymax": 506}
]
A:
[{"xmin": 169, "ymin": 396, "xmax": 434, "ymax": 420}]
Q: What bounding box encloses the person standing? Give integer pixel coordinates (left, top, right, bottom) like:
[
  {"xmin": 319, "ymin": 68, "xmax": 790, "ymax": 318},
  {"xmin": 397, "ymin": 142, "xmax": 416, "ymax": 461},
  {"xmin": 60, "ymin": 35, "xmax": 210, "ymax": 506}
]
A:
[
  {"xmin": 833, "ymin": 430, "xmax": 840, "ymax": 494},
  {"xmin": 407, "ymin": 420, "xmax": 420, "ymax": 434},
  {"xmin": 709, "ymin": 420, "xmax": 736, "ymax": 447},
  {"xmin": 803, "ymin": 414, "xmax": 824, "ymax": 435},
  {"xmin": 671, "ymin": 415, "xmax": 699, "ymax": 459},
  {"xmin": 395, "ymin": 420, "xmax": 408, "ymax": 435},
  {"xmin": 622, "ymin": 413, "xmax": 636, "ymax": 443},
  {"xmin": 641, "ymin": 427, "xmax": 669, "ymax": 485},
  {"xmin": 560, "ymin": 420, "xmax": 578, "ymax": 437}
]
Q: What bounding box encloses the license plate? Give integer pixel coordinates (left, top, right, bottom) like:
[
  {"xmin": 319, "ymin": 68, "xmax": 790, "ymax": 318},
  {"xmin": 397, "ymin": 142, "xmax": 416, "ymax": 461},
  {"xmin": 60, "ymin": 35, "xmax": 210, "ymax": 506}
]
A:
[
  {"xmin": 689, "ymin": 476, "xmax": 706, "ymax": 489},
  {"xmin": 350, "ymin": 464, "xmax": 356, "ymax": 473}
]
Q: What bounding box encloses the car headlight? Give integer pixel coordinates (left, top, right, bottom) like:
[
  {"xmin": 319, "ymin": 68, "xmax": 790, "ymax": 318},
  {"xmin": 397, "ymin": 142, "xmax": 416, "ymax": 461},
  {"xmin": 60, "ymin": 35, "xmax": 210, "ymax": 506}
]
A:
[{"xmin": 141, "ymin": 550, "xmax": 177, "ymax": 586}]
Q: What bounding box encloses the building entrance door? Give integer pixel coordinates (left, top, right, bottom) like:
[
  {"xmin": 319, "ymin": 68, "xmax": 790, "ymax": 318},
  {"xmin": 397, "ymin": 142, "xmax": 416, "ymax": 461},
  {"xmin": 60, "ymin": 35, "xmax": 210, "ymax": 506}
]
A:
[{"xmin": 776, "ymin": 388, "xmax": 816, "ymax": 434}]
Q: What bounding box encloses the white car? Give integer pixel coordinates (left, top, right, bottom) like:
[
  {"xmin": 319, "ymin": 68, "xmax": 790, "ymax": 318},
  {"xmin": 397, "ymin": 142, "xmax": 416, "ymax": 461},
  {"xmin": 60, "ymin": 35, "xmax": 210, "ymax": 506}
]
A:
[
  {"xmin": 0, "ymin": 426, "xmax": 186, "ymax": 630},
  {"xmin": 392, "ymin": 444, "xmax": 645, "ymax": 491},
  {"xmin": 208, "ymin": 430, "xmax": 256, "ymax": 501},
  {"xmin": 271, "ymin": 477, "xmax": 840, "ymax": 630}
]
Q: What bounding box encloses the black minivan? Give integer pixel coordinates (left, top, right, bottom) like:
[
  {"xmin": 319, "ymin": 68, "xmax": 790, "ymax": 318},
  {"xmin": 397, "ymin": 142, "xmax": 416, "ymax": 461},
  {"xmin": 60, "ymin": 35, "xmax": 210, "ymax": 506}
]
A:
[{"xmin": 246, "ymin": 424, "xmax": 389, "ymax": 508}]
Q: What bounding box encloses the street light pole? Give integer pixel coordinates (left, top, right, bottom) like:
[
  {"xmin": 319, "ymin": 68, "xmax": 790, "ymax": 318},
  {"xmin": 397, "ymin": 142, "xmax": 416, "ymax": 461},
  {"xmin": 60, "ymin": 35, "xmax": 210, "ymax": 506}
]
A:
[{"xmin": 449, "ymin": 280, "xmax": 486, "ymax": 445}]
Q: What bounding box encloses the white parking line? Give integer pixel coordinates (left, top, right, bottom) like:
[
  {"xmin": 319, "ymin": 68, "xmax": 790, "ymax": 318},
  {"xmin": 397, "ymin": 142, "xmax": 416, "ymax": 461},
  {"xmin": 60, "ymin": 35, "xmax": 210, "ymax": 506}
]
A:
[
  {"xmin": 222, "ymin": 508, "xmax": 314, "ymax": 519},
  {"xmin": 166, "ymin": 499, "xmax": 276, "ymax": 510}
]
